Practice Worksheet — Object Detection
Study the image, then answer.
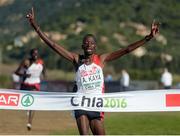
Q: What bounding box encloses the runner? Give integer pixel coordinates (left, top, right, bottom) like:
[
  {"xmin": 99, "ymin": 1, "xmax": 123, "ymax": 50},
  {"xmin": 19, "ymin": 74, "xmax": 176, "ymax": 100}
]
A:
[
  {"xmin": 26, "ymin": 7, "xmax": 159, "ymax": 135},
  {"xmin": 15, "ymin": 48, "xmax": 46, "ymax": 130}
]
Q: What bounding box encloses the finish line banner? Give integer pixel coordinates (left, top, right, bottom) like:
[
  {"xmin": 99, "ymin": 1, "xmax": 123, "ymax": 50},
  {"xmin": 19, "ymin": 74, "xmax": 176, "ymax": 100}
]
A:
[{"xmin": 0, "ymin": 88, "xmax": 180, "ymax": 112}]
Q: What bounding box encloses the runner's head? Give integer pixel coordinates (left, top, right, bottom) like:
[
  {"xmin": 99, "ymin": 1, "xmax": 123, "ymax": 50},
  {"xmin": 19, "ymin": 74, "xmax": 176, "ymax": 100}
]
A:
[
  {"xmin": 30, "ymin": 48, "xmax": 39, "ymax": 61},
  {"xmin": 82, "ymin": 34, "xmax": 97, "ymax": 56}
]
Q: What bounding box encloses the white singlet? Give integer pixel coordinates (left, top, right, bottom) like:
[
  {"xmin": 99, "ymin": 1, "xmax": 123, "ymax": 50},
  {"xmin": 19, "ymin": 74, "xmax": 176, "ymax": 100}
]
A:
[
  {"xmin": 24, "ymin": 59, "xmax": 43, "ymax": 84},
  {"xmin": 75, "ymin": 55, "xmax": 104, "ymax": 94}
]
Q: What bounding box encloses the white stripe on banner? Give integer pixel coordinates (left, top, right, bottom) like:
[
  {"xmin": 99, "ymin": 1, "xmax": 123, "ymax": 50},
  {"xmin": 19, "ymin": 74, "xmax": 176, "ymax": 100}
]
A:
[{"xmin": 0, "ymin": 88, "xmax": 180, "ymax": 112}]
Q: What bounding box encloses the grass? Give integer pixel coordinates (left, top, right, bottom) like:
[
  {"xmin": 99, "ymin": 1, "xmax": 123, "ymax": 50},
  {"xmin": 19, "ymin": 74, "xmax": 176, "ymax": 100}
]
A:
[
  {"xmin": 51, "ymin": 112, "xmax": 180, "ymax": 135},
  {"xmin": 1, "ymin": 110, "xmax": 180, "ymax": 135},
  {"xmin": 106, "ymin": 112, "xmax": 180, "ymax": 135}
]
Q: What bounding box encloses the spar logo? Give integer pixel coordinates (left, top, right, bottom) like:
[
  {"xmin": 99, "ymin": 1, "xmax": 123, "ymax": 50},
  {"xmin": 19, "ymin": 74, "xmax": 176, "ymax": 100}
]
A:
[
  {"xmin": 0, "ymin": 93, "xmax": 20, "ymax": 106},
  {"xmin": 71, "ymin": 96, "xmax": 127, "ymax": 108},
  {"xmin": 21, "ymin": 94, "xmax": 34, "ymax": 107}
]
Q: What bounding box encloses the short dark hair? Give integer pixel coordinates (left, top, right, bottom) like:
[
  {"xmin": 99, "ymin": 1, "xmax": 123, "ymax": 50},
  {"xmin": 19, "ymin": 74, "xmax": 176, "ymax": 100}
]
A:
[
  {"xmin": 30, "ymin": 48, "xmax": 38, "ymax": 55},
  {"xmin": 83, "ymin": 34, "xmax": 97, "ymax": 43}
]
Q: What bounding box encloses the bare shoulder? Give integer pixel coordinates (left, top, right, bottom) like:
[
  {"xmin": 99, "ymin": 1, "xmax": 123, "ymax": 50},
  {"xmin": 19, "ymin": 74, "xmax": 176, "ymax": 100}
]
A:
[{"xmin": 37, "ymin": 58, "xmax": 44, "ymax": 64}]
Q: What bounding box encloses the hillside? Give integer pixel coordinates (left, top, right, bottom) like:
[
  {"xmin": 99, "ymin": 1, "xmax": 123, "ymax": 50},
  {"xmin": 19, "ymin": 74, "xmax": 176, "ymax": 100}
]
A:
[{"xmin": 0, "ymin": 0, "xmax": 180, "ymax": 79}]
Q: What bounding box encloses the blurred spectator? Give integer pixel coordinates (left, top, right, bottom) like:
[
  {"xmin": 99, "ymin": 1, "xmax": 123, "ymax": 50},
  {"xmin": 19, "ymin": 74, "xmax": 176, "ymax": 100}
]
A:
[
  {"xmin": 120, "ymin": 69, "xmax": 130, "ymax": 91},
  {"xmin": 160, "ymin": 68, "xmax": 173, "ymax": 89},
  {"xmin": 105, "ymin": 73, "xmax": 113, "ymax": 82}
]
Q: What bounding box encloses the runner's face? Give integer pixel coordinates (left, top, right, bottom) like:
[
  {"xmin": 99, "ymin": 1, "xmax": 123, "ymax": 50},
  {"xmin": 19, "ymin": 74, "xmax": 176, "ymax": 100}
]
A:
[
  {"xmin": 82, "ymin": 36, "xmax": 96, "ymax": 55},
  {"xmin": 31, "ymin": 50, "xmax": 38, "ymax": 60}
]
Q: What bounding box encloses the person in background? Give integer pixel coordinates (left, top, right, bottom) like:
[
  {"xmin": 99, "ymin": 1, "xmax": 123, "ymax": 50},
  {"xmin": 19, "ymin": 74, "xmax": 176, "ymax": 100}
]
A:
[
  {"xmin": 15, "ymin": 48, "xmax": 46, "ymax": 130},
  {"xmin": 120, "ymin": 69, "xmax": 130, "ymax": 91},
  {"xmin": 105, "ymin": 73, "xmax": 113, "ymax": 82},
  {"xmin": 160, "ymin": 68, "xmax": 173, "ymax": 89},
  {"xmin": 26, "ymin": 7, "xmax": 159, "ymax": 135}
]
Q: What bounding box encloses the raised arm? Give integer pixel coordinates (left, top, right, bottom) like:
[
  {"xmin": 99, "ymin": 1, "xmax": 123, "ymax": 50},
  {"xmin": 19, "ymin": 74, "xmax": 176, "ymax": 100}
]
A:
[
  {"xmin": 26, "ymin": 8, "xmax": 78, "ymax": 62},
  {"xmin": 101, "ymin": 21, "xmax": 160, "ymax": 62}
]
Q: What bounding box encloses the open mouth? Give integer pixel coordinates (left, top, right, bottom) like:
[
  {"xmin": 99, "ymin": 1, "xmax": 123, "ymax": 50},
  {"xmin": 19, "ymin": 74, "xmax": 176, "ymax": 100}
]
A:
[{"xmin": 87, "ymin": 49, "xmax": 93, "ymax": 52}]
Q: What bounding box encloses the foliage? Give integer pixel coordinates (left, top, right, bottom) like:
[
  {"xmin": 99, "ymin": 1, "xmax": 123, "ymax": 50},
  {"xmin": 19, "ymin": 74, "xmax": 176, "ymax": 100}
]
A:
[
  {"xmin": 0, "ymin": 0, "xmax": 180, "ymax": 79},
  {"xmin": 0, "ymin": 75, "xmax": 11, "ymax": 88}
]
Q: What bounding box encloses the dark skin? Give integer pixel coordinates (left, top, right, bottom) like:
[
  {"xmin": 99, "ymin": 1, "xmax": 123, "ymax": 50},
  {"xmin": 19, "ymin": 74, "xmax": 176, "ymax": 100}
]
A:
[
  {"xmin": 26, "ymin": 7, "xmax": 159, "ymax": 135},
  {"xmin": 15, "ymin": 48, "xmax": 46, "ymax": 130},
  {"xmin": 15, "ymin": 49, "xmax": 46, "ymax": 79}
]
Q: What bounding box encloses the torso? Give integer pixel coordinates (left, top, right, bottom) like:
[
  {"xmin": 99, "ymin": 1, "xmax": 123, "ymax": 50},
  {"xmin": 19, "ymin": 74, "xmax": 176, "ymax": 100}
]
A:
[
  {"xmin": 74, "ymin": 54, "xmax": 105, "ymax": 94},
  {"xmin": 24, "ymin": 59, "xmax": 43, "ymax": 84}
]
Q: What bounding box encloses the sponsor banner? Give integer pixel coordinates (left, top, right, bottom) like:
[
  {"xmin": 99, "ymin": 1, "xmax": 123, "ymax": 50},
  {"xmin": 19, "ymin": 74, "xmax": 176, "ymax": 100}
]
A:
[{"xmin": 0, "ymin": 89, "xmax": 180, "ymax": 112}]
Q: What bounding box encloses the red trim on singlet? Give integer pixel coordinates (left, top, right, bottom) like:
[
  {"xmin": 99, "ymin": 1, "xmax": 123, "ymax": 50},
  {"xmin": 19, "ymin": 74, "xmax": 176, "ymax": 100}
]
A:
[
  {"xmin": 92, "ymin": 54, "xmax": 104, "ymax": 68},
  {"xmin": 21, "ymin": 83, "xmax": 40, "ymax": 91},
  {"xmin": 36, "ymin": 59, "xmax": 43, "ymax": 65},
  {"xmin": 100, "ymin": 112, "xmax": 104, "ymax": 120},
  {"xmin": 102, "ymin": 83, "xmax": 105, "ymax": 93},
  {"xmin": 93, "ymin": 55, "xmax": 105, "ymax": 120},
  {"xmin": 92, "ymin": 54, "xmax": 105, "ymax": 93}
]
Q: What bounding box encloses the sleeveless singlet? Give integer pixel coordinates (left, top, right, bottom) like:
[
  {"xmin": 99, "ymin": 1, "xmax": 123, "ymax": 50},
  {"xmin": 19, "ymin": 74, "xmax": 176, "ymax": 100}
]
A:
[
  {"xmin": 75, "ymin": 54, "xmax": 104, "ymax": 94},
  {"xmin": 24, "ymin": 59, "xmax": 43, "ymax": 84}
]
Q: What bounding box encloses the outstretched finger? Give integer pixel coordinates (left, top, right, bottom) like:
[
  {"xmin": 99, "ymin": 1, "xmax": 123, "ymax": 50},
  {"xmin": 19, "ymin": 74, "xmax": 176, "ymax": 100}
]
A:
[{"xmin": 31, "ymin": 7, "xmax": 34, "ymax": 16}]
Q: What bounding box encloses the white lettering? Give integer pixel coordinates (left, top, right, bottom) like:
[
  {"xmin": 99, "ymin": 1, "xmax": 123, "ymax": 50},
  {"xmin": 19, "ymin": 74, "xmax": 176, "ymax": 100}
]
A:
[
  {"xmin": 8, "ymin": 96, "xmax": 18, "ymax": 105},
  {"xmin": 0, "ymin": 95, "xmax": 6, "ymax": 104}
]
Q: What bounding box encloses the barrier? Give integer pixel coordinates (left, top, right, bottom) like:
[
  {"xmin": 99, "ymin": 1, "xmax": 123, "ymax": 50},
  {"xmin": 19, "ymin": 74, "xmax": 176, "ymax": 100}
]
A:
[{"xmin": 0, "ymin": 88, "xmax": 180, "ymax": 112}]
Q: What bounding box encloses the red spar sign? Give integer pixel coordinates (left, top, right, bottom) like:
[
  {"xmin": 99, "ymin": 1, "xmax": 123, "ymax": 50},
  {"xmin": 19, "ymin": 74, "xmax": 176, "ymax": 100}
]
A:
[{"xmin": 0, "ymin": 93, "xmax": 20, "ymax": 106}]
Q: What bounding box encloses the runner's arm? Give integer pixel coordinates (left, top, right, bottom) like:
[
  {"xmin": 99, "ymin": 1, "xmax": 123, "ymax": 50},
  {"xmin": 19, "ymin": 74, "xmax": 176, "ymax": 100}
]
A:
[
  {"xmin": 100, "ymin": 21, "xmax": 160, "ymax": 63},
  {"xmin": 26, "ymin": 7, "xmax": 78, "ymax": 62}
]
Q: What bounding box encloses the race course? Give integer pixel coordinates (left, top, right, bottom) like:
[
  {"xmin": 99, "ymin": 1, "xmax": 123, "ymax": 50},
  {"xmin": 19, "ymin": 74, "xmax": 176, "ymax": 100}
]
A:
[
  {"xmin": 1, "ymin": 110, "xmax": 180, "ymax": 135},
  {"xmin": 0, "ymin": 110, "xmax": 77, "ymax": 135}
]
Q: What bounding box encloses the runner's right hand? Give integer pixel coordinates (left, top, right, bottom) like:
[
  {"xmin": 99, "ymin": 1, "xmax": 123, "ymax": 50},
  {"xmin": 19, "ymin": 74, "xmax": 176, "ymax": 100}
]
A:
[{"xmin": 26, "ymin": 7, "xmax": 35, "ymax": 24}]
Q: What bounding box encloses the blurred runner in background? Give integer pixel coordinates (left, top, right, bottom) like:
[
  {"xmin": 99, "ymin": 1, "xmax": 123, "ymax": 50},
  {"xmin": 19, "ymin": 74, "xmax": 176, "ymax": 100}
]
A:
[{"xmin": 15, "ymin": 48, "xmax": 46, "ymax": 130}]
